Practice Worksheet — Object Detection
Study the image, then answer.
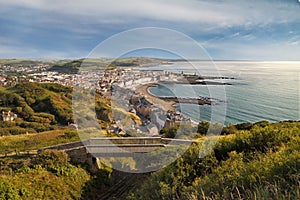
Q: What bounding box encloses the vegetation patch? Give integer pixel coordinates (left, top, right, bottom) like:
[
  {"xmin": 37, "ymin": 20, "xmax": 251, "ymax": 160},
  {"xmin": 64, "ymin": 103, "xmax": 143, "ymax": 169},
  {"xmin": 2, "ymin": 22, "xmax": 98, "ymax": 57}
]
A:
[{"xmin": 128, "ymin": 121, "xmax": 300, "ymax": 200}]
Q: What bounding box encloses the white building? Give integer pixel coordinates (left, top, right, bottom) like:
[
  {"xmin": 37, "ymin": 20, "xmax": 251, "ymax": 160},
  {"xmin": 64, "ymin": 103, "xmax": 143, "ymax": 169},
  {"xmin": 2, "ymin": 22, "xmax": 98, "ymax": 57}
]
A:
[{"xmin": 1, "ymin": 111, "xmax": 17, "ymax": 122}]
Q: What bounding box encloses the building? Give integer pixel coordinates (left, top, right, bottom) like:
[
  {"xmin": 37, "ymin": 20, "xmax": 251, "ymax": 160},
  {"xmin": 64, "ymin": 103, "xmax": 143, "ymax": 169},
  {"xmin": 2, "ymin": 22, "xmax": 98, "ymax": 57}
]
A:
[
  {"xmin": 129, "ymin": 95, "xmax": 152, "ymax": 118},
  {"xmin": 68, "ymin": 123, "xmax": 78, "ymax": 130},
  {"xmin": 1, "ymin": 111, "xmax": 17, "ymax": 122},
  {"xmin": 163, "ymin": 111, "xmax": 191, "ymax": 129}
]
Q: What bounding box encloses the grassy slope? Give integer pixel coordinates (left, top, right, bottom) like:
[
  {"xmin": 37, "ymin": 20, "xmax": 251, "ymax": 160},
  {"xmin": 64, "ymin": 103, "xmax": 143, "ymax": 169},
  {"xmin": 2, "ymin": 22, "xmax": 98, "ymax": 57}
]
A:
[
  {"xmin": 0, "ymin": 129, "xmax": 91, "ymax": 200},
  {"xmin": 0, "ymin": 83, "xmax": 73, "ymax": 126},
  {"xmin": 0, "ymin": 129, "xmax": 79, "ymax": 155},
  {"xmin": 0, "ymin": 151, "xmax": 91, "ymax": 200},
  {"xmin": 0, "ymin": 82, "xmax": 141, "ymax": 136},
  {"xmin": 0, "ymin": 121, "xmax": 299, "ymax": 200},
  {"xmin": 0, "ymin": 166, "xmax": 90, "ymax": 200},
  {"xmin": 129, "ymin": 121, "xmax": 300, "ymax": 200},
  {"xmin": 0, "ymin": 80, "xmax": 299, "ymax": 199}
]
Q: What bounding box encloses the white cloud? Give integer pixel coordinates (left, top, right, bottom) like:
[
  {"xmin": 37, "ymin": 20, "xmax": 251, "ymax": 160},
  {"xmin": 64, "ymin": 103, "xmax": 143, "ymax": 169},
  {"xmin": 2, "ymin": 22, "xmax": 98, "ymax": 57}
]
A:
[
  {"xmin": 1, "ymin": 0, "xmax": 299, "ymax": 27},
  {"xmin": 0, "ymin": 0, "xmax": 299, "ymax": 60},
  {"xmin": 203, "ymin": 38, "xmax": 300, "ymax": 61}
]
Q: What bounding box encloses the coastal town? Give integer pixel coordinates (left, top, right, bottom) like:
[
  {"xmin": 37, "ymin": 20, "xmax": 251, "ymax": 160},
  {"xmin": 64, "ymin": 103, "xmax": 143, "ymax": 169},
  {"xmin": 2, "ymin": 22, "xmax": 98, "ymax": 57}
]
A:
[
  {"xmin": 0, "ymin": 60, "xmax": 220, "ymax": 135},
  {"xmin": 76, "ymin": 67, "xmax": 194, "ymax": 135},
  {"xmin": 0, "ymin": 1, "xmax": 299, "ymax": 199},
  {"xmin": 0, "ymin": 63, "xmax": 75, "ymax": 87}
]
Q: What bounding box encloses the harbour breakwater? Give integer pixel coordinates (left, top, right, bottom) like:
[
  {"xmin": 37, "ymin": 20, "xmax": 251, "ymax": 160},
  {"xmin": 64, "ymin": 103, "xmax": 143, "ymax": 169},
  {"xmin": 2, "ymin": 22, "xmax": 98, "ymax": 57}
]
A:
[
  {"xmin": 158, "ymin": 75, "xmax": 233, "ymax": 85},
  {"xmin": 159, "ymin": 80, "xmax": 231, "ymax": 85},
  {"xmin": 159, "ymin": 96, "xmax": 214, "ymax": 105},
  {"xmin": 138, "ymin": 82, "xmax": 223, "ymax": 107}
]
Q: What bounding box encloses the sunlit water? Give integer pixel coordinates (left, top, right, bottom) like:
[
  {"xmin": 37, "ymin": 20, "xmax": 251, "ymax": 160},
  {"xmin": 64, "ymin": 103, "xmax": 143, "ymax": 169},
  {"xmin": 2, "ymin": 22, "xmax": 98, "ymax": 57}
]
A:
[{"xmin": 146, "ymin": 61, "xmax": 300, "ymax": 125}]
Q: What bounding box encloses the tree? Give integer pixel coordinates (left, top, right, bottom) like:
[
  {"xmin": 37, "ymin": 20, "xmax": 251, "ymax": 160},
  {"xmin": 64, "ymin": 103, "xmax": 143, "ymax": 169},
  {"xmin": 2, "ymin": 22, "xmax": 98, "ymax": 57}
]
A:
[{"xmin": 197, "ymin": 121, "xmax": 210, "ymax": 135}]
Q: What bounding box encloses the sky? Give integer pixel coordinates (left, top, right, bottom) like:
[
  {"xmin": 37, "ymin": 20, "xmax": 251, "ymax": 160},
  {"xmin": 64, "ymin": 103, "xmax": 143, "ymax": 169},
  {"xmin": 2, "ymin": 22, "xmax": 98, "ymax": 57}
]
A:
[{"xmin": 0, "ymin": 0, "xmax": 300, "ymax": 60}]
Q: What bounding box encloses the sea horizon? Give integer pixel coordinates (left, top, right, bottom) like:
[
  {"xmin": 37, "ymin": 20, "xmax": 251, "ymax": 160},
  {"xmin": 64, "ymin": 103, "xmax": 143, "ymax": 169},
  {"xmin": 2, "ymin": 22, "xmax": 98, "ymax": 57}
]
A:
[{"xmin": 145, "ymin": 61, "xmax": 299, "ymax": 125}]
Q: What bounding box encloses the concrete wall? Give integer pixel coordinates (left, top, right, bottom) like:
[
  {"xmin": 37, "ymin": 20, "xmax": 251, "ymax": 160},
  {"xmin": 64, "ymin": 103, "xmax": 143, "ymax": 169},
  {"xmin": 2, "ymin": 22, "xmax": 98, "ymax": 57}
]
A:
[
  {"xmin": 38, "ymin": 137, "xmax": 197, "ymax": 172},
  {"xmin": 64, "ymin": 146, "xmax": 100, "ymax": 173},
  {"xmin": 161, "ymin": 138, "xmax": 197, "ymax": 145},
  {"xmin": 38, "ymin": 141, "xmax": 85, "ymax": 153},
  {"xmin": 87, "ymin": 137, "xmax": 162, "ymax": 145}
]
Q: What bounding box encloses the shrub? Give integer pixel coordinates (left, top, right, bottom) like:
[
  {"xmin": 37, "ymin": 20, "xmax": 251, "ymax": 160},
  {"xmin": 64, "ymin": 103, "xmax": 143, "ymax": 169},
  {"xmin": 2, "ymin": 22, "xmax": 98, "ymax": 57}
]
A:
[
  {"xmin": 221, "ymin": 124, "xmax": 237, "ymax": 135},
  {"xmin": 177, "ymin": 124, "xmax": 197, "ymax": 138},
  {"xmin": 0, "ymin": 180, "xmax": 21, "ymax": 200},
  {"xmin": 130, "ymin": 122, "xmax": 300, "ymax": 200},
  {"xmin": 48, "ymin": 164, "xmax": 77, "ymax": 177},
  {"xmin": 254, "ymin": 120, "xmax": 270, "ymax": 128},
  {"xmin": 0, "ymin": 127, "xmax": 36, "ymax": 136},
  {"xmin": 33, "ymin": 149, "xmax": 70, "ymax": 167},
  {"xmin": 18, "ymin": 121, "xmax": 51, "ymax": 132},
  {"xmin": 160, "ymin": 126, "xmax": 179, "ymax": 138},
  {"xmin": 197, "ymin": 121, "xmax": 210, "ymax": 135},
  {"xmin": 59, "ymin": 130, "xmax": 78, "ymax": 139},
  {"xmin": 235, "ymin": 122, "xmax": 253, "ymax": 130}
]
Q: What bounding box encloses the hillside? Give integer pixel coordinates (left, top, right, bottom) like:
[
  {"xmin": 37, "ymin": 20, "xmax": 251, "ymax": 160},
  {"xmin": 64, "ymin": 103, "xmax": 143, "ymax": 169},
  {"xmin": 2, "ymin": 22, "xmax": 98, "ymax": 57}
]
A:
[
  {"xmin": 0, "ymin": 83, "xmax": 106, "ymax": 136},
  {"xmin": 0, "ymin": 82, "xmax": 142, "ymax": 136},
  {"xmin": 0, "ymin": 82, "xmax": 299, "ymax": 199},
  {"xmin": 0, "ymin": 59, "xmax": 48, "ymax": 67},
  {"xmin": 129, "ymin": 121, "xmax": 300, "ymax": 200},
  {"xmin": 0, "ymin": 121, "xmax": 299, "ymax": 199},
  {"xmin": 47, "ymin": 59, "xmax": 83, "ymax": 74},
  {"xmin": 0, "ymin": 149, "xmax": 92, "ymax": 199},
  {"xmin": 46, "ymin": 57, "xmax": 168, "ymax": 73}
]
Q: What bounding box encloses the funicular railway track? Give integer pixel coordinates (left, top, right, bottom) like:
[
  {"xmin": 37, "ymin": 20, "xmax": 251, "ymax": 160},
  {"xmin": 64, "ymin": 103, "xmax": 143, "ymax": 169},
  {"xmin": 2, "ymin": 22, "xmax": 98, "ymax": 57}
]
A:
[{"xmin": 98, "ymin": 173, "xmax": 147, "ymax": 200}]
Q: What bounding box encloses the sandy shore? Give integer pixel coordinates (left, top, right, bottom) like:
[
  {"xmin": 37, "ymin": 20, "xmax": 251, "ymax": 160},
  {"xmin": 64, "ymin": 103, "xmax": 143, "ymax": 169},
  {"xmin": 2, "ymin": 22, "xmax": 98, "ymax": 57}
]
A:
[{"xmin": 134, "ymin": 82, "xmax": 176, "ymax": 112}]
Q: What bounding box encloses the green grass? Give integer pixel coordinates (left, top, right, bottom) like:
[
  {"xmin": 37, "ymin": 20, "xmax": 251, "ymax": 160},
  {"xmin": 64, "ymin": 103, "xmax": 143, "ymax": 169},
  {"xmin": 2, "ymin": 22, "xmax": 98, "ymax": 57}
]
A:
[
  {"xmin": 0, "ymin": 150, "xmax": 91, "ymax": 200},
  {"xmin": 0, "ymin": 121, "xmax": 299, "ymax": 200},
  {"xmin": 0, "ymin": 129, "xmax": 80, "ymax": 155},
  {"xmin": 1, "ymin": 168, "xmax": 90, "ymax": 199},
  {"xmin": 129, "ymin": 121, "xmax": 300, "ymax": 200}
]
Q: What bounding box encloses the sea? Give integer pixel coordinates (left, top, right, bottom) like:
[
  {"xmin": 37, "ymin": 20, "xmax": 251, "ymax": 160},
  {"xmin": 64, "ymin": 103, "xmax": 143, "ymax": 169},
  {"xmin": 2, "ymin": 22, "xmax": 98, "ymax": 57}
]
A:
[{"xmin": 144, "ymin": 61, "xmax": 299, "ymax": 125}]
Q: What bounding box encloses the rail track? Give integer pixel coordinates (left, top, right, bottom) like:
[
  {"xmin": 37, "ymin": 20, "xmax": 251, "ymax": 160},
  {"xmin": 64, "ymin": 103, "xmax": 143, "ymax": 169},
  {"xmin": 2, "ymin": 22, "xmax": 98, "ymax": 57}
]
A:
[{"xmin": 98, "ymin": 173, "xmax": 147, "ymax": 200}]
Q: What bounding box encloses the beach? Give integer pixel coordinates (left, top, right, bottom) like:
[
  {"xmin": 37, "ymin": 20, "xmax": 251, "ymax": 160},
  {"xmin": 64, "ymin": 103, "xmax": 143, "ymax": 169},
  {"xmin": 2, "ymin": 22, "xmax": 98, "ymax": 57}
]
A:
[
  {"xmin": 134, "ymin": 82, "xmax": 176, "ymax": 112},
  {"xmin": 133, "ymin": 82, "xmax": 214, "ymax": 112}
]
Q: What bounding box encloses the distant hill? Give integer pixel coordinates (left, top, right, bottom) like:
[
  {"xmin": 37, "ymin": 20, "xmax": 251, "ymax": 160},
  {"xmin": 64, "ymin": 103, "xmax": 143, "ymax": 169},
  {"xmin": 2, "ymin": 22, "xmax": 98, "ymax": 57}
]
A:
[
  {"xmin": 0, "ymin": 59, "xmax": 63, "ymax": 67},
  {"xmin": 111, "ymin": 57, "xmax": 167, "ymax": 67},
  {"xmin": 0, "ymin": 59, "xmax": 45, "ymax": 67},
  {"xmin": 47, "ymin": 59, "xmax": 83, "ymax": 74},
  {"xmin": 0, "ymin": 57, "xmax": 169, "ymax": 75},
  {"xmin": 46, "ymin": 57, "xmax": 169, "ymax": 73}
]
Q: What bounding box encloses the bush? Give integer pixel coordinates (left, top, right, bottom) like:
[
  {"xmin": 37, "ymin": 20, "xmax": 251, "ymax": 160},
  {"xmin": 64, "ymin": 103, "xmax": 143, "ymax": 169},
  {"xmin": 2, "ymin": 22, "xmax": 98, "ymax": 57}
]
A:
[
  {"xmin": 48, "ymin": 164, "xmax": 77, "ymax": 177},
  {"xmin": 33, "ymin": 149, "xmax": 70, "ymax": 167},
  {"xmin": 235, "ymin": 122, "xmax": 253, "ymax": 130},
  {"xmin": 28, "ymin": 115, "xmax": 51, "ymax": 124},
  {"xmin": 59, "ymin": 130, "xmax": 78, "ymax": 139},
  {"xmin": 254, "ymin": 120, "xmax": 270, "ymax": 128},
  {"xmin": 214, "ymin": 125, "xmax": 289, "ymax": 160},
  {"xmin": 130, "ymin": 122, "xmax": 300, "ymax": 200},
  {"xmin": 160, "ymin": 126, "xmax": 179, "ymax": 138},
  {"xmin": 183, "ymin": 149, "xmax": 300, "ymax": 199},
  {"xmin": 18, "ymin": 121, "xmax": 51, "ymax": 132},
  {"xmin": 177, "ymin": 124, "xmax": 197, "ymax": 138},
  {"xmin": 221, "ymin": 124, "xmax": 237, "ymax": 135},
  {"xmin": 0, "ymin": 127, "xmax": 36, "ymax": 136},
  {"xmin": 197, "ymin": 122, "xmax": 227, "ymax": 137},
  {"xmin": 197, "ymin": 121, "xmax": 210, "ymax": 135},
  {"xmin": 0, "ymin": 180, "xmax": 21, "ymax": 200}
]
